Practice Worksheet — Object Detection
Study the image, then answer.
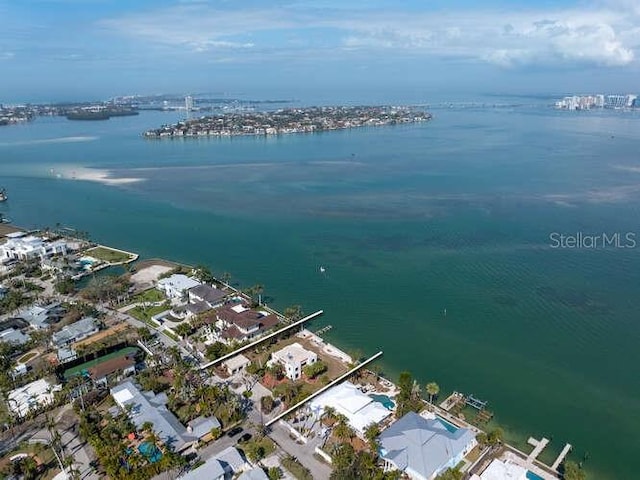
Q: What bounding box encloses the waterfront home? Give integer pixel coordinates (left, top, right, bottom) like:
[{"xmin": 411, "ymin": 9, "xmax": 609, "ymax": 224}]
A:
[
  {"xmin": 111, "ymin": 380, "xmax": 217, "ymax": 452},
  {"xmin": 51, "ymin": 316, "xmax": 99, "ymax": 347},
  {"xmin": 215, "ymin": 304, "xmax": 279, "ymax": 344},
  {"xmin": 7, "ymin": 378, "xmax": 61, "ymax": 418},
  {"xmin": 470, "ymin": 458, "xmax": 528, "ymax": 480},
  {"xmin": 379, "ymin": 411, "xmax": 477, "ymax": 480},
  {"xmin": 156, "ymin": 274, "xmax": 201, "ymax": 300},
  {"xmin": 188, "ymin": 284, "xmax": 228, "ymax": 308},
  {"xmin": 309, "ymin": 381, "xmax": 391, "ymax": 435},
  {"xmin": 269, "ymin": 342, "xmax": 317, "ymax": 381},
  {"xmin": 0, "ymin": 232, "xmax": 68, "ymax": 263}
]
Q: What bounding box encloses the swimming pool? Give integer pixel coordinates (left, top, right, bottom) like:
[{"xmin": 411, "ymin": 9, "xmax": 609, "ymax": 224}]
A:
[
  {"xmin": 436, "ymin": 416, "xmax": 460, "ymax": 433},
  {"xmin": 138, "ymin": 442, "xmax": 163, "ymax": 463},
  {"xmin": 526, "ymin": 471, "xmax": 545, "ymax": 480},
  {"xmin": 369, "ymin": 393, "xmax": 395, "ymax": 410}
]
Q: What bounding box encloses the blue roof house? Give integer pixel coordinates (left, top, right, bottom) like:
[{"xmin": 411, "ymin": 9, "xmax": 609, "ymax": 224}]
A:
[{"xmin": 379, "ymin": 412, "xmax": 477, "ymax": 480}]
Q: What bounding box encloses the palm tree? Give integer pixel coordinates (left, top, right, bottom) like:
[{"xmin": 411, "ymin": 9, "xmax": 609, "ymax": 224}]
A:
[
  {"xmin": 426, "ymin": 382, "xmax": 440, "ymax": 404},
  {"xmin": 333, "ymin": 416, "xmax": 354, "ymax": 444},
  {"xmin": 364, "ymin": 423, "xmax": 381, "ymax": 453}
]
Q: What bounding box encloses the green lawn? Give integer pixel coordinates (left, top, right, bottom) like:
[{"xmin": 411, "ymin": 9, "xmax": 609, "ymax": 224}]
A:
[
  {"xmin": 128, "ymin": 303, "xmax": 170, "ymax": 322},
  {"xmin": 85, "ymin": 246, "xmax": 133, "ymax": 264}
]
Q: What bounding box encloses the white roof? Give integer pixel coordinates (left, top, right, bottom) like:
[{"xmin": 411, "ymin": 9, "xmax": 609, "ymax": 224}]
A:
[
  {"xmin": 272, "ymin": 342, "xmax": 316, "ymax": 365},
  {"xmin": 8, "ymin": 379, "xmax": 59, "ymax": 417},
  {"xmin": 480, "ymin": 459, "xmax": 528, "ymax": 480},
  {"xmin": 224, "ymin": 354, "xmax": 251, "ymax": 370},
  {"xmin": 310, "ymin": 381, "xmax": 391, "ymax": 434},
  {"xmin": 158, "ymin": 274, "xmax": 201, "ymax": 292},
  {"xmin": 112, "ymin": 388, "xmax": 134, "ymax": 406},
  {"xmin": 231, "ymin": 304, "xmax": 248, "ymax": 313}
]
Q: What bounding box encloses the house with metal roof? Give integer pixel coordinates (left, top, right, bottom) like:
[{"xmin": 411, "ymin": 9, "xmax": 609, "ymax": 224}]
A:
[
  {"xmin": 51, "ymin": 317, "xmax": 99, "ymax": 347},
  {"xmin": 111, "ymin": 380, "xmax": 218, "ymax": 453},
  {"xmin": 379, "ymin": 411, "xmax": 477, "ymax": 480},
  {"xmin": 0, "ymin": 327, "xmax": 30, "ymax": 345},
  {"xmin": 178, "ymin": 446, "xmax": 248, "ymax": 480}
]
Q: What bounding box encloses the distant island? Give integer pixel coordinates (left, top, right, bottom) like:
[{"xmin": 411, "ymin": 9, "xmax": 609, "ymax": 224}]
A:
[
  {"xmin": 66, "ymin": 107, "xmax": 139, "ymax": 121},
  {"xmin": 142, "ymin": 105, "xmax": 432, "ymax": 138}
]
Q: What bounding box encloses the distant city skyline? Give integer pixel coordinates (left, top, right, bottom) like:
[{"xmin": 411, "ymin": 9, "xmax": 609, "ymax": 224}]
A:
[{"xmin": 1, "ymin": 0, "xmax": 639, "ymax": 102}]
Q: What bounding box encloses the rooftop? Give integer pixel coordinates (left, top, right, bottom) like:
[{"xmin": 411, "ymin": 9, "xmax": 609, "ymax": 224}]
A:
[
  {"xmin": 309, "ymin": 381, "xmax": 391, "ymax": 434},
  {"xmin": 111, "ymin": 380, "xmax": 197, "ymax": 451},
  {"xmin": 51, "ymin": 316, "xmax": 98, "ymax": 346},
  {"xmin": 272, "ymin": 342, "xmax": 316, "ymax": 365},
  {"xmin": 379, "ymin": 411, "xmax": 476, "ymax": 480}
]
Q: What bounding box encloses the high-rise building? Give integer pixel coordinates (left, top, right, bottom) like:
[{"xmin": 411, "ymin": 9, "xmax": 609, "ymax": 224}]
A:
[{"xmin": 185, "ymin": 95, "xmax": 194, "ymax": 112}]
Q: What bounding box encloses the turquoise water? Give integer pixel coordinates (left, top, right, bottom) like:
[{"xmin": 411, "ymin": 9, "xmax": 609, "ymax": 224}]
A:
[
  {"xmin": 436, "ymin": 417, "xmax": 459, "ymax": 434},
  {"xmin": 138, "ymin": 442, "xmax": 162, "ymax": 463},
  {"xmin": 369, "ymin": 394, "xmax": 395, "ymax": 410},
  {"xmin": 1, "ymin": 103, "xmax": 639, "ymax": 479}
]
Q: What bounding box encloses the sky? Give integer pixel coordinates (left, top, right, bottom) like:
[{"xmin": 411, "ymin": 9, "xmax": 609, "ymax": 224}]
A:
[{"xmin": 1, "ymin": 0, "xmax": 639, "ymax": 102}]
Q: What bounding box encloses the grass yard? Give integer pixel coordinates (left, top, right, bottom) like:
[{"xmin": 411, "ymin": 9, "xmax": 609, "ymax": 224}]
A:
[
  {"xmin": 86, "ymin": 246, "xmax": 135, "ymax": 264},
  {"xmin": 128, "ymin": 303, "xmax": 170, "ymax": 322}
]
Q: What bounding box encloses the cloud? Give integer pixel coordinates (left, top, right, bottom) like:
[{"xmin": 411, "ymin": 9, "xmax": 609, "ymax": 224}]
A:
[{"xmin": 98, "ymin": 2, "xmax": 639, "ymax": 68}]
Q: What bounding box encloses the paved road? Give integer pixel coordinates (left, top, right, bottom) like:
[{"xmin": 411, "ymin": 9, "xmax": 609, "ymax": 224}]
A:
[
  {"xmin": 268, "ymin": 422, "xmax": 331, "ymax": 480},
  {"xmin": 30, "ymin": 406, "xmax": 100, "ymax": 480}
]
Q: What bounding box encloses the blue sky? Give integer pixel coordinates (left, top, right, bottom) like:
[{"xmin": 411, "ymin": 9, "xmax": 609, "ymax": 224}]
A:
[{"xmin": 1, "ymin": 0, "xmax": 639, "ymax": 101}]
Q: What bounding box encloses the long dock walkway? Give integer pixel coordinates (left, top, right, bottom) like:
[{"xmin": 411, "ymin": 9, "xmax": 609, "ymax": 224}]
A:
[{"xmin": 551, "ymin": 443, "xmax": 573, "ymax": 471}]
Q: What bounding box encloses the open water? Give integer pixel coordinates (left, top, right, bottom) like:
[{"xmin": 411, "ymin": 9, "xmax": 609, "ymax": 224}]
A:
[{"xmin": 1, "ymin": 101, "xmax": 639, "ymax": 478}]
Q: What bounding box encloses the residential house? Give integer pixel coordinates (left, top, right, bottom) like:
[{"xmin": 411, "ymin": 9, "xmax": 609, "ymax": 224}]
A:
[
  {"xmin": 188, "ymin": 284, "xmax": 228, "ymax": 308},
  {"xmin": 16, "ymin": 303, "xmax": 65, "ymax": 330},
  {"xmin": 378, "ymin": 411, "xmax": 477, "ymax": 480},
  {"xmin": 111, "ymin": 380, "xmax": 217, "ymax": 452},
  {"xmin": 179, "ymin": 446, "xmax": 248, "ymax": 480},
  {"xmin": 0, "ymin": 232, "xmax": 68, "ymax": 263},
  {"xmin": 8, "ymin": 378, "xmax": 61, "ymax": 418},
  {"xmin": 56, "ymin": 346, "xmax": 77, "ymax": 364},
  {"xmin": 223, "ymin": 354, "xmax": 251, "ymax": 376},
  {"xmin": 51, "ymin": 317, "xmax": 99, "ymax": 347},
  {"xmin": 216, "ymin": 304, "xmax": 279, "ymax": 344},
  {"xmin": 0, "ymin": 327, "xmax": 30, "ymax": 346},
  {"xmin": 269, "ymin": 342, "xmax": 317, "ymax": 381},
  {"xmin": 156, "ymin": 274, "xmax": 201, "ymax": 301},
  {"xmin": 87, "ymin": 354, "xmax": 137, "ymax": 386},
  {"xmin": 238, "ymin": 468, "xmax": 270, "ymax": 480},
  {"xmin": 470, "ymin": 458, "xmax": 527, "ymax": 480},
  {"xmin": 0, "ymin": 284, "xmax": 7, "ymax": 299},
  {"xmin": 309, "ymin": 381, "xmax": 391, "ymax": 435}
]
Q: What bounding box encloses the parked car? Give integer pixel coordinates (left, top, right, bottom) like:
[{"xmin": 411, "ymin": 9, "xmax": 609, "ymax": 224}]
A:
[
  {"xmin": 238, "ymin": 433, "xmax": 252, "ymax": 443},
  {"xmin": 226, "ymin": 426, "xmax": 243, "ymax": 437}
]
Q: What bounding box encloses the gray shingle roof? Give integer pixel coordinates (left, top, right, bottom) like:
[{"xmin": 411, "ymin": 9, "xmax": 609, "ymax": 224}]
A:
[{"xmin": 379, "ymin": 412, "xmax": 475, "ymax": 480}]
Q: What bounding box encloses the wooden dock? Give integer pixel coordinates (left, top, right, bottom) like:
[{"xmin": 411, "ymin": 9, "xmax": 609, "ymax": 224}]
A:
[{"xmin": 551, "ymin": 443, "xmax": 573, "ymax": 471}]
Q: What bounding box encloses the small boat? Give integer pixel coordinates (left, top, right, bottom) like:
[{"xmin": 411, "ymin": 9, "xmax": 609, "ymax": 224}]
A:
[
  {"xmin": 0, "ymin": 188, "xmax": 7, "ymax": 202},
  {"xmin": 319, "ymin": 266, "xmax": 326, "ymax": 273}
]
